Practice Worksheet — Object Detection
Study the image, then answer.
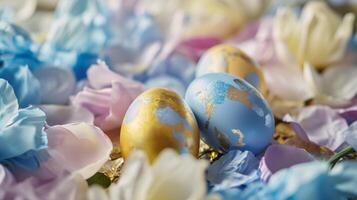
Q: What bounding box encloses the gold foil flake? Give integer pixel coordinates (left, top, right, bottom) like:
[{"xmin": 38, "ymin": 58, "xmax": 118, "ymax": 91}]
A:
[
  {"xmin": 199, "ymin": 140, "xmax": 221, "ymax": 162},
  {"xmin": 232, "ymin": 129, "xmax": 245, "ymax": 146},
  {"xmin": 227, "ymin": 87, "xmax": 253, "ymax": 109},
  {"xmin": 99, "ymin": 158, "xmax": 124, "ymax": 183}
]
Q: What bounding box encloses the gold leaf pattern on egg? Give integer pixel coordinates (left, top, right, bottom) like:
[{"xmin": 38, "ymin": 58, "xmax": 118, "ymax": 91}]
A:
[
  {"xmin": 231, "ymin": 129, "xmax": 245, "ymax": 147},
  {"xmin": 120, "ymin": 88, "xmax": 200, "ymax": 163},
  {"xmin": 205, "ymin": 44, "xmax": 267, "ymax": 95},
  {"xmin": 227, "ymin": 86, "xmax": 253, "ymax": 109}
]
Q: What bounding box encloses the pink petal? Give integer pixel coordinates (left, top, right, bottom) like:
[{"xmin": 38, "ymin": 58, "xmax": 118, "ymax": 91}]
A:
[
  {"xmin": 287, "ymin": 105, "xmax": 348, "ymax": 150},
  {"xmin": 39, "ymin": 105, "xmax": 94, "ymax": 126},
  {"xmin": 72, "ymin": 62, "xmax": 145, "ymax": 131},
  {"xmin": 45, "ymin": 123, "xmax": 113, "ymax": 179},
  {"xmin": 176, "ymin": 37, "xmax": 222, "ymax": 61},
  {"xmin": 259, "ymin": 144, "xmax": 314, "ymax": 182}
]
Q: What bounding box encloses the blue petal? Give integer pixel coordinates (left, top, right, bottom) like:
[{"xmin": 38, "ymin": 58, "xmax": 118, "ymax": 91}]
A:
[
  {"xmin": 147, "ymin": 54, "xmax": 196, "ymax": 87},
  {"xmin": 0, "ymin": 78, "xmax": 18, "ymax": 129},
  {"xmin": 207, "ymin": 150, "xmax": 260, "ymax": 190},
  {"xmin": 114, "ymin": 13, "xmax": 162, "ymax": 52},
  {"xmin": 330, "ymin": 161, "xmax": 357, "ymax": 197},
  {"xmin": 0, "ymin": 80, "xmax": 47, "ymax": 172},
  {"xmin": 0, "ymin": 106, "xmax": 46, "ymax": 160},
  {"xmin": 0, "ymin": 65, "xmax": 41, "ymax": 107},
  {"xmin": 0, "ymin": 21, "xmax": 33, "ymax": 55},
  {"xmin": 1, "ymin": 150, "xmax": 48, "ymax": 173},
  {"xmin": 215, "ymin": 161, "xmax": 357, "ymax": 200},
  {"xmin": 37, "ymin": 0, "xmax": 110, "ymax": 79}
]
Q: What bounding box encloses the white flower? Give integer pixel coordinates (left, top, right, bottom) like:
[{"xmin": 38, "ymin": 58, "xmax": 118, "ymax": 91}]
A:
[
  {"xmin": 273, "ymin": 1, "xmax": 355, "ymax": 68},
  {"xmin": 139, "ymin": 0, "xmax": 270, "ymax": 38},
  {"xmin": 303, "ymin": 63, "xmax": 357, "ymax": 106},
  {"xmin": 88, "ymin": 149, "xmax": 220, "ymax": 200}
]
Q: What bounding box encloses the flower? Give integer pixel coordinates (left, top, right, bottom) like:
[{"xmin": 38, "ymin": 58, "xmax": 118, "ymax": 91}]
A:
[
  {"xmin": 71, "ymin": 61, "xmax": 145, "ymax": 133},
  {"xmin": 344, "ymin": 121, "xmax": 357, "ymax": 151},
  {"xmin": 273, "ymin": 1, "xmax": 355, "ymax": 68},
  {"xmin": 33, "ymin": 67, "xmax": 76, "ymax": 105},
  {"xmin": 284, "ymin": 105, "xmax": 349, "ymax": 151},
  {"xmin": 140, "ymin": 0, "xmax": 270, "ymax": 39},
  {"xmin": 0, "ymin": 163, "xmax": 88, "ymax": 200},
  {"xmin": 87, "ymin": 149, "xmax": 215, "ymax": 200},
  {"xmin": 39, "ymin": 105, "xmax": 94, "ymax": 126},
  {"xmin": 0, "ymin": 65, "xmax": 41, "ymax": 107},
  {"xmin": 213, "ymin": 161, "xmax": 357, "ymax": 199},
  {"xmin": 259, "ymin": 144, "xmax": 314, "ymax": 182},
  {"xmin": 206, "ymin": 150, "xmax": 260, "ymax": 190},
  {"xmin": 37, "ymin": 0, "xmax": 111, "ymax": 79},
  {"xmin": 0, "ymin": 78, "xmax": 46, "ymax": 171},
  {"xmin": 44, "ymin": 122, "xmax": 113, "ymax": 179},
  {"xmin": 235, "ymin": 17, "xmax": 357, "ymax": 110}
]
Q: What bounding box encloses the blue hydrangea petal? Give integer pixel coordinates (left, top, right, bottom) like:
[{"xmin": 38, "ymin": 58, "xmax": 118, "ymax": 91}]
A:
[
  {"xmin": 0, "ymin": 78, "xmax": 18, "ymax": 129},
  {"xmin": 0, "ymin": 79, "xmax": 47, "ymax": 172},
  {"xmin": 0, "ymin": 106, "xmax": 46, "ymax": 160},
  {"xmin": 0, "ymin": 21, "xmax": 33, "ymax": 55},
  {"xmin": 330, "ymin": 161, "xmax": 357, "ymax": 197},
  {"xmin": 207, "ymin": 150, "xmax": 260, "ymax": 190},
  {"xmin": 0, "ymin": 65, "xmax": 41, "ymax": 107}
]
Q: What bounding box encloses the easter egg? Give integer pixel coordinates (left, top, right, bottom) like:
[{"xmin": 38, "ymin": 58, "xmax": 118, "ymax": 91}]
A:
[
  {"xmin": 196, "ymin": 44, "xmax": 267, "ymax": 95},
  {"xmin": 185, "ymin": 73, "xmax": 274, "ymax": 154},
  {"xmin": 120, "ymin": 88, "xmax": 200, "ymax": 162}
]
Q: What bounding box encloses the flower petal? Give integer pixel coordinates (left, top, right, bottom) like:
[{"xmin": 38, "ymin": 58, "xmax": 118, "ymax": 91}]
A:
[
  {"xmin": 0, "ymin": 106, "xmax": 46, "ymax": 161},
  {"xmin": 39, "ymin": 105, "xmax": 94, "ymax": 126},
  {"xmin": 344, "ymin": 121, "xmax": 357, "ymax": 151},
  {"xmin": 33, "ymin": 67, "xmax": 76, "ymax": 104},
  {"xmin": 259, "ymin": 144, "xmax": 314, "ymax": 182},
  {"xmin": 288, "ymin": 105, "xmax": 348, "ymax": 150},
  {"xmin": 0, "ymin": 79, "xmax": 18, "ymax": 129},
  {"xmin": 263, "ymin": 63, "xmax": 313, "ymax": 101},
  {"xmin": 45, "ymin": 123, "xmax": 112, "ymax": 179},
  {"xmin": 207, "ymin": 150, "xmax": 260, "ymax": 190}
]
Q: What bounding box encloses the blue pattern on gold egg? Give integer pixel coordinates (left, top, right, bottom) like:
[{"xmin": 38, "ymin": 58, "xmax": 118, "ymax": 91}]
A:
[
  {"xmin": 120, "ymin": 88, "xmax": 200, "ymax": 162},
  {"xmin": 185, "ymin": 73, "xmax": 274, "ymax": 154}
]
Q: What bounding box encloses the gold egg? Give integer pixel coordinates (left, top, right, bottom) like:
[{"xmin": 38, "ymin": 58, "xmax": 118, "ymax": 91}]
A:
[
  {"xmin": 120, "ymin": 88, "xmax": 200, "ymax": 163},
  {"xmin": 196, "ymin": 44, "xmax": 268, "ymax": 96}
]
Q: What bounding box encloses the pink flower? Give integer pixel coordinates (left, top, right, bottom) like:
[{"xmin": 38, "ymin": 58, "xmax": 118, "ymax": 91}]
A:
[{"xmin": 72, "ymin": 61, "xmax": 145, "ymax": 132}]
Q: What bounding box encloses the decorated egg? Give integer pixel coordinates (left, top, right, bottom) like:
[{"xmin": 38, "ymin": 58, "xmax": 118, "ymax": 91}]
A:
[
  {"xmin": 196, "ymin": 44, "xmax": 267, "ymax": 95},
  {"xmin": 120, "ymin": 88, "xmax": 200, "ymax": 162},
  {"xmin": 185, "ymin": 73, "xmax": 274, "ymax": 154}
]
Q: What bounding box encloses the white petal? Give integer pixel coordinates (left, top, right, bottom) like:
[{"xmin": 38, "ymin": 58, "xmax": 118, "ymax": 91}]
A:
[
  {"xmin": 263, "ymin": 63, "xmax": 313, "ymax": 101},
  {"xmin": 322, "ymin": 65, "xmax": 357, "ymax": 100},
  {"xmin": 110, "ymin": 151, "xmax": 152, "ymax": 200},
  {"xmin": 148, "ymin": 149, "xmax": 208, "ymax": 200}
]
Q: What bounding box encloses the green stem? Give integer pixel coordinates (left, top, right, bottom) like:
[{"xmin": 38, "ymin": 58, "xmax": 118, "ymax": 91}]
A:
[{"xmin": 328, "ymin": 146, "xmax": 355, "ymax": 168}]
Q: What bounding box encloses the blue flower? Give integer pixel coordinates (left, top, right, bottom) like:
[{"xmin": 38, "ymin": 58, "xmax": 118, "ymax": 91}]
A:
[
  {"xmin": 114, "ymin": 12, "xmax": 163, "ymax": 53},
  {"xmin": 0, "ymin": 78, "xmax": 47, "ymax": 172},
  {"xmin": 37, "ymin": 0, "xmax": 110, "ymax": 79},
  {"xmin": 0, "ymin": 65, "xmax": 41, "ymax": 107},
  {"xmin": 0, "ymin": 20, "xmax": 33, "ymax": 55},
  {"xmin": 0, "ymin": 21, "xmax": 40, "ymax": 72},
  {"xmin": 206, "ymin": 150, "xmax": 261, "ymax": 191},
  {"xmin": 213, "ymin": 161, "xmax": 357, "ymax": 200}
]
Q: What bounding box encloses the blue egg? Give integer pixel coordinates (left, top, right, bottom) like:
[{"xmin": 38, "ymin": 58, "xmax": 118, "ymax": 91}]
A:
[{"xmin": 185, "ymin": 73, "xmax": 274, "ymax": 154}]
